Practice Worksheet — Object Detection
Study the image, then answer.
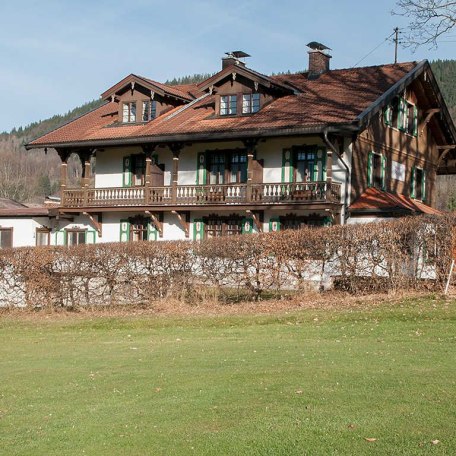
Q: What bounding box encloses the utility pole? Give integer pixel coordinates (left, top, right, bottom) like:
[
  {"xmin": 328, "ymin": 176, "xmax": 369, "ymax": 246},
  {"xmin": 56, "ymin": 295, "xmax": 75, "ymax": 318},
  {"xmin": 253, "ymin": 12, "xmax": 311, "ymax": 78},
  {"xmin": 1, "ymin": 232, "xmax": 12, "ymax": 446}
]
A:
[{"xmin": 393, "ymin": 27, "xmax": 399, "ymax": 64}]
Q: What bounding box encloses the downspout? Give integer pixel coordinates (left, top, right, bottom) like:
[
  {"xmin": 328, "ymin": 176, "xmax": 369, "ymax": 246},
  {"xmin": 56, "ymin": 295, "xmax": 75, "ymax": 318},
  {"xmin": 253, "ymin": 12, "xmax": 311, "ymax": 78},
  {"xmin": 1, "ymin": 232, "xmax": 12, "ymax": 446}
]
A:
[{"xmin": 323, "ymin": 128, "xmax": 350, "ymax": 222}]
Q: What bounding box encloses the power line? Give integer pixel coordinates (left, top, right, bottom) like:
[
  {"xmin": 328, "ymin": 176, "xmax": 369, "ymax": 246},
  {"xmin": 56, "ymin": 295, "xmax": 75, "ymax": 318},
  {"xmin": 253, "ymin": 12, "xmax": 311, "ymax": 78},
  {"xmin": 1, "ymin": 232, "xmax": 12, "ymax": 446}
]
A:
[{"xmin": 351, "ymin": 30, "xmax": 397, "ymax": 68}]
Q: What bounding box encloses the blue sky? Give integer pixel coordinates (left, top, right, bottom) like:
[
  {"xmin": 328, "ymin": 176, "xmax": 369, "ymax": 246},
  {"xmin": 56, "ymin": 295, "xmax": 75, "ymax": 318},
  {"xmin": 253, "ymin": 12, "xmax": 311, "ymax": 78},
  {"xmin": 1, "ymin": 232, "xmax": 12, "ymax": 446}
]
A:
[{"xmin": 0, "ymin": 0, "xmax": 455, "ymax": 132}]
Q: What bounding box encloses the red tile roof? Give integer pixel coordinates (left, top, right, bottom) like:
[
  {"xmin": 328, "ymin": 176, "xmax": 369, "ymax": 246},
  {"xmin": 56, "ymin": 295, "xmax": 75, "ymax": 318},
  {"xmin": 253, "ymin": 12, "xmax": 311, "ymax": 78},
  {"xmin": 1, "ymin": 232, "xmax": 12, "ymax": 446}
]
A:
[
  {"xmin": 350, "ymin": 187, "xmax": 443, "ymax": 215},
  {"xmin": 29, "ymin": 62, "xmax": 417, "ymax": 147}
]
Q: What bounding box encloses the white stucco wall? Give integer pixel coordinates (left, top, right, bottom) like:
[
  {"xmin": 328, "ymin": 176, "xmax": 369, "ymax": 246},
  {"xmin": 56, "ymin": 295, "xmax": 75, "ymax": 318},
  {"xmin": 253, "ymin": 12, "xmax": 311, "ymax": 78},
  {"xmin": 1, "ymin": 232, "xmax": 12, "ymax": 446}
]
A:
[{"xmin": 0, "ymin": 217, "xmax": 51, "ymax": 248}]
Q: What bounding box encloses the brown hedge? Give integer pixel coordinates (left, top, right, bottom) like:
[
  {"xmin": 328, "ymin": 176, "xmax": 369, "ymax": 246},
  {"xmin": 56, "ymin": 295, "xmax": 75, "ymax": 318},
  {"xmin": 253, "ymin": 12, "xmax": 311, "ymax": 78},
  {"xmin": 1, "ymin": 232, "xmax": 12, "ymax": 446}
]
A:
[{"xmin": 0, "ymin": 214, "xmax": 454, "ymax": 309}]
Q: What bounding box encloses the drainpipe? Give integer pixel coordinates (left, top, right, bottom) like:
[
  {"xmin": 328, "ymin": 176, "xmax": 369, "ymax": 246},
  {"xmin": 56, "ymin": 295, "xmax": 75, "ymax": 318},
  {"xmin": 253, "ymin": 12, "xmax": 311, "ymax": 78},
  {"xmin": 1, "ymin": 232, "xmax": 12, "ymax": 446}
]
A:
[{"xmin": 323, "ymin": 129, "xmax": 350, "ymax": 223}]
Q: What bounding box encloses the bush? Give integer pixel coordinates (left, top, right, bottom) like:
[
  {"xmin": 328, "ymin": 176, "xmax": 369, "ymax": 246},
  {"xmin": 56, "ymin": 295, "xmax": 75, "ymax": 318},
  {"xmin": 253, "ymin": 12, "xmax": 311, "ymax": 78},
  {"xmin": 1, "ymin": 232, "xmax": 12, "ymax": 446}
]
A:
[{"xmin": 0, "ymin": 214, "xmax": 454, "ymax": 308}]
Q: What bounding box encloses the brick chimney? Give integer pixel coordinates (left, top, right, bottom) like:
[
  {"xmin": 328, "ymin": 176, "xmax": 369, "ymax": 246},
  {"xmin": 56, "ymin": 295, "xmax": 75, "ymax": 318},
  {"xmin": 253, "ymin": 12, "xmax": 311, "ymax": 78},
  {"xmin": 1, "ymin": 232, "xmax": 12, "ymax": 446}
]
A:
[
  {"xmin": 222, "ymin": 51, "xmax": 250, "ymax": 69},
  {"xmin": 307, "ymin": 42, "xmax": 332, "ymax": 79}
]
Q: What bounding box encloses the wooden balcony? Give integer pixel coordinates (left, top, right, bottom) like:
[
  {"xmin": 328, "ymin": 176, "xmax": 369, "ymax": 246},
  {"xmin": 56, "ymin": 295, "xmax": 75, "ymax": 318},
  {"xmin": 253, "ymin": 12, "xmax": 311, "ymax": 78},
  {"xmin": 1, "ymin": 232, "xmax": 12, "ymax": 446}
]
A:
[{"xmin": 61, "ymin": 182, "xmax": 342, "ymax": 209}]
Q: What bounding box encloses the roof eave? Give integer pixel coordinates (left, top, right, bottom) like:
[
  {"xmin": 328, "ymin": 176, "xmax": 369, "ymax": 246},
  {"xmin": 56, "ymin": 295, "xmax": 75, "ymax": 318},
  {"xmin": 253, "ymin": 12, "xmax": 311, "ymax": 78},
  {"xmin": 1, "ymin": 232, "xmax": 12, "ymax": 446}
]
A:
[{"xmin": 25, "ymin": 123, "xmax": 360, "ymax": 150}]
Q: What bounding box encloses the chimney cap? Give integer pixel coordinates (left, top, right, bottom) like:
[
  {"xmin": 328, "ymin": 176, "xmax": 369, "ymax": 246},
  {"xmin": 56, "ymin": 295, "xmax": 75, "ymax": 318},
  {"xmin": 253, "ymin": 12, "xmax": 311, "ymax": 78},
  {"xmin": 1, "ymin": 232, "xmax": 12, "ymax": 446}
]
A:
[
  {"xmin": 306, "ymin": 41, "xmax": 331, "ymax": 52},
  {"xmin": 225, "ymin": 51, "xmax": 251, "ymax": 59}
]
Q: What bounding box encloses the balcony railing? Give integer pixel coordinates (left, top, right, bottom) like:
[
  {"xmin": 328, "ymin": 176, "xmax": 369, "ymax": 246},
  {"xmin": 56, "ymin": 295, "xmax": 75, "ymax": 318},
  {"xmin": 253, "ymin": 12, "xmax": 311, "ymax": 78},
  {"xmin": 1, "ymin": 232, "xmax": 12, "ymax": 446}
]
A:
[{"xmin": 61, "ymin": 182, "xmax": 341, "ymax": 208}]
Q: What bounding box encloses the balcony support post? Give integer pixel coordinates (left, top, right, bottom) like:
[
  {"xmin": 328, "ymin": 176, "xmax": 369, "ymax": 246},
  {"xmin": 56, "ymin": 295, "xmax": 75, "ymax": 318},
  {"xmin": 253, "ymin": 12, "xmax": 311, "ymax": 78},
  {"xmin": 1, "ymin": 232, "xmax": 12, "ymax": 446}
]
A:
[
  {"xmin": 170, "ymin": 143, "xmax": 182, "ymax": 204},
  {"xmin": 171, "ymin": 210, "xmax": 190, "ymax": 238},
  {"xmin": 243, "ymin": 138, "xmax": 258, "ymax": 203},
  {"xmin": 142, "ymin": 144, "xmax": 157, "ymax": 205},
  {"xmin": 56, "ymin": 148, "xmax": 71, "ymax": 204}
]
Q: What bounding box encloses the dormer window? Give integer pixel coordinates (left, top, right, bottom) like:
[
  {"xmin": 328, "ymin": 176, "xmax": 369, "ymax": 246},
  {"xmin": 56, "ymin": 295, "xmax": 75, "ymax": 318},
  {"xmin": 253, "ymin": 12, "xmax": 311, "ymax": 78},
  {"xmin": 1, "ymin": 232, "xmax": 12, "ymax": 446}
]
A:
[
  {"xmin": 122, "ymin": 102, "xmax": 136, "ymax": 123},
  {"xmin": 142, "ymin": 100, "xmax": 157, "ymax": 122},
  {"xmin": 220, "ymin": 95, "xmax": 237, "ymax": 116},
  {"xmin": 242, "ymin": 93, "xmax": 260, "ymax": 114}
]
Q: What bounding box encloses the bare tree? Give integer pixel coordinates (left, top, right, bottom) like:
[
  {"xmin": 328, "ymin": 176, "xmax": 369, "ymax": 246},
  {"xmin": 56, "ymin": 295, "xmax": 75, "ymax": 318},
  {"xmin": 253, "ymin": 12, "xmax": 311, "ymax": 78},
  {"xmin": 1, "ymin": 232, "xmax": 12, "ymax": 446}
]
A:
[{"xmin": 393, "ymin": 1, "xmax": 456, "ymax": 48}]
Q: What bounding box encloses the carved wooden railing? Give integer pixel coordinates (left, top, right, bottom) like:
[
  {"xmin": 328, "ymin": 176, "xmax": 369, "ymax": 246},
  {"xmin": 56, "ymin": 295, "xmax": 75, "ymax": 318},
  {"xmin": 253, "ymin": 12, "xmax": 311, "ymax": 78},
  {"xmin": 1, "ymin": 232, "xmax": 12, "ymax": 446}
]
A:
[{"xmin": 61, "ymin": 182, "xmax": 341, "ymax": 208}]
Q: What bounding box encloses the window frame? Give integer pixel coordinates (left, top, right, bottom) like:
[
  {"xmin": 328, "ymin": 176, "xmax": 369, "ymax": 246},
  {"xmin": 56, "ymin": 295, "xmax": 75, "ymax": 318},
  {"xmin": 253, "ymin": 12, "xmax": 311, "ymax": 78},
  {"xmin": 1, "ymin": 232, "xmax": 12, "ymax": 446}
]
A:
[
  {"xmin": 142, "ymin": 100, "xmax": 157, "ymax": 122},
  {"xmin": 65, "ymin": 228, "xmax": 87, "ymax": 247},
  {"xmin": 411, "ymin": 166, "xmax": 426, "ymax": 201},
  {"xmin": 206, "ymin": 149, "xmax": 248, "ymax": 185},
  {"xmin": 220, "ymin": 95, "xmax": 237, "ymax": 116},
  {"xmin": 0, "ymin": 227, "xmax": 13, "ymax": 249},
  {"xmin": 242, "ymin": 93, "xmax": 261, "ymax": 114},
  {"xmin": 36, "ymin": 227, "xmax": 50, "ymax": 247},
  {"xmin": 122, "ymin": 101, "xmax": 137, "ymax": 123},
  {"xmin": 203, "ymin": 214, "xmax": 249, "ymax": 239},
  {"xmin": 367, "ymin": 151, "xmax": 386, "ymax": 190}
]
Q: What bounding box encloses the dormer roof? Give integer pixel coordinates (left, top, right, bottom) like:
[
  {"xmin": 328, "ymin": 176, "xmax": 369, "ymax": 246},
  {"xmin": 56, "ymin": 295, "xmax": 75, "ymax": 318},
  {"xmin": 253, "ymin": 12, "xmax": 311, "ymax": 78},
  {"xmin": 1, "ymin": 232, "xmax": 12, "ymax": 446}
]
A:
[
  {"xmin": 101, "ymin": 74, "xmax": 195, "ymax": 102},
  {"xmin": 197, "ymin": 64, "xmax": 294, "ymax": 94}
]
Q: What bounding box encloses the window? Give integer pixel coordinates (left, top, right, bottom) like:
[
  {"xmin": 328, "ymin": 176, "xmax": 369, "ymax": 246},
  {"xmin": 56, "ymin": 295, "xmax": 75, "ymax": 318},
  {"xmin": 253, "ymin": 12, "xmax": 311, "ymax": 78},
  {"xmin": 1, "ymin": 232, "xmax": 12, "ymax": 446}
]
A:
[
  {"xmin": 142, "ymin": 100, "xmax": 157, "ymax": 122},
  {"xmin": 130, "ymin": 219, "xmax": 148, "ymax": 242},
  {"xmin": 66, "ymin": 229, "xmax": 86, "ymax": 246},
  {"xmin": 220, "ymin": 95, "xmax": 237, "ymax": 115},
  {"xmin": 132, "ymin": 154, "xmax": 146, "ymax": 187},
  {"xmin": 209, "ymin": 153, "xmax": 226, "ymax": 185},
  {"xmin": 122, "ymin": 102, "xmax": 136, "ymax": 123},
  {"xmin": 411, "ymin": 166, "xmax": 426, "ymax": 201},
  {"xmin": 368, "ymin": 152, "xmax": 386, "ymax": 190},
  {"xmin": 207, "ymin": 151, "xmax": 247, "ymax": 185},
  {"xmin": 384, "ymin": 97, "xmax": 418, "ymax": 136},
  {"xmin": 295, "ymin": 150, "xmax": 316, "ymax": 182},
  {"xmin": 242, "ymin": 93, "xmax": 260, "ymax": 114},
  {"xmin": 205, "ymin": 216, "xmax": 243, "ymax": 238},
  {"xmin": 36, "ymin": 228, "xmax": 50, "ymax": 246},
  {"xmin": 0, "ymin": 228, "xmax": 13, "ymax": 249}
]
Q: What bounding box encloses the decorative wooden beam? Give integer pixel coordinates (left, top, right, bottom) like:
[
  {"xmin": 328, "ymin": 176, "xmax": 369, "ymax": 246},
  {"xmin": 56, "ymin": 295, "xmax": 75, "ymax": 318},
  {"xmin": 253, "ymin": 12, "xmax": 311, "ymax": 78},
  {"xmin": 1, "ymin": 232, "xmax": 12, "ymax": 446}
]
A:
[
  {"xmin": 145, "ymin": 211, "xmax": 163, "ymax": 237},
  {"xmin": 420, "ymin": 108, "xmax": 440, "ymax": 136},
  {"xmin": 437, "ymin": 146, "xmax": 456, "ymax": 168},
  {"xmin": 83, "ymin": 212, "xmax": 102, "ymax": 237},
  {"xmin": 246, "ymin": 210, "xmax": 262, "ymax": 232},
  {"xmin": 171, "ymin": 210, "xmax": 190, "ymax": 237}
]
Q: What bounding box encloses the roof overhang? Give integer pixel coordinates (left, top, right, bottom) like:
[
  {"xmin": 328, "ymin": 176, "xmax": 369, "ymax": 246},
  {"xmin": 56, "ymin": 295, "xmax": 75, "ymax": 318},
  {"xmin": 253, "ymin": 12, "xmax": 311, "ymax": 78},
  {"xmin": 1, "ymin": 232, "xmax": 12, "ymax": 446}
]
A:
[{"xmin": 25, "ymin": 123, "xmax": 359, "ymax": 150}]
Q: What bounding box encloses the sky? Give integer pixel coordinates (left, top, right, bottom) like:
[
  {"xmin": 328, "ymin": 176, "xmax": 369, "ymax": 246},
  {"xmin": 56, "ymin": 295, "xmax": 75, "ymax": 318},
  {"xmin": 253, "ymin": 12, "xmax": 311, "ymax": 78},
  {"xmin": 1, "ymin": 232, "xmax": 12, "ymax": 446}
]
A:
[{"xmin": 0, "ymin": 0, "xmax": 455, "ymax": 132}]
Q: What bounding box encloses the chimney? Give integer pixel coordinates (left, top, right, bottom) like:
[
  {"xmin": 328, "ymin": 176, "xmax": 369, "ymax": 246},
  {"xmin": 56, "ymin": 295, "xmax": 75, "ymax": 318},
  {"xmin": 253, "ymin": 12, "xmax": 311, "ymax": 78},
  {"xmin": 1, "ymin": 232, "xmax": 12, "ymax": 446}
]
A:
[
  {"xmin": 307, "ymin": 42, "xmax": 332, "ymax": 79},
  {"xmin": 222, "ymin": 51, "xmax": 251, "ymax": 69}
]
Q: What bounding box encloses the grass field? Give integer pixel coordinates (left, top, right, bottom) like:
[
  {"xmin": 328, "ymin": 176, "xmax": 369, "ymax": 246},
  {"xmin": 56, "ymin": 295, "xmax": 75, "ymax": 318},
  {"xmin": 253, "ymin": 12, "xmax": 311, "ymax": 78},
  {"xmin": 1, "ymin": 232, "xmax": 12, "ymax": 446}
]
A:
[{"xmin": 1, "ymin": 296, "xmax": 455, "ymax": 455}]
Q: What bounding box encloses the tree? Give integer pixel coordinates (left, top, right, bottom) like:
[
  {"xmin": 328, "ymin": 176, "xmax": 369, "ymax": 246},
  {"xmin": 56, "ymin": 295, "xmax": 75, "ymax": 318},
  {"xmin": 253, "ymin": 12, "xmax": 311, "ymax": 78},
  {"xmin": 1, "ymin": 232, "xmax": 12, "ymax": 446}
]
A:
[{"xmin": 394, "ymin": 1, "xmax": 456, "ymax": 48}]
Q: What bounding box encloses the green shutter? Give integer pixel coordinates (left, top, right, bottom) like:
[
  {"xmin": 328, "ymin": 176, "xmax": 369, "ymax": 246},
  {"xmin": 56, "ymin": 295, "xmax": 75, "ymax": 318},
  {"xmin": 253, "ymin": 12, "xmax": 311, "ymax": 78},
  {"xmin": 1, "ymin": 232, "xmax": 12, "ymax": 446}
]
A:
[
  {"xmin": 410, "ymin": 166, "xmax": 416, "ymax": 199},
  {"xmin": 367, "ymin": 152, "xmax": 373, "ymax": 187},
  {"xmin": 241, "ymin": 218, "xmax": 253, "ymax": 234},
  {"xmin": 147, "ymin": 221, "xmax": 158, "ymax": 241},
  {"xmin": 384, "ymin": 105, "xmax": 392, "ymax": 126},
  {"xmin": 120, "ymin": 219, "xmax": 130, "ymax": 242},
  {"xmin": 281, "ymin": 149, "xmax": 292, "ymax": 183},
  {"xmin": 421, "ymin": 170, "xmax": 426, "ymax": 202},
  {"xmin": 321, "ymin": 148, "xmax": 327, "ymax": 181},
  {"xmin": 196, "ymin": 152, "xmax": 206, "ymax": 185},
  {"xmin": 381, "ymin": 154, "xmax": 386, "ymax": 191},
  {"xmin": 122, "ymin": 156, "xmax": 132, "ymax": 187},
  {"xmin": 193, "ymin": 219, "xmax": 204, "ymax": 241},
  {"xmin": 412, "ymin": 105, "xmax": 418, "ymax": 137},
  {"xmin": 269, "ymin": 217, "xmax": 281, "ymax": 232},
  {"xmin": 398, "ymin": 98, "xmax": 406, "ymax": 131}
]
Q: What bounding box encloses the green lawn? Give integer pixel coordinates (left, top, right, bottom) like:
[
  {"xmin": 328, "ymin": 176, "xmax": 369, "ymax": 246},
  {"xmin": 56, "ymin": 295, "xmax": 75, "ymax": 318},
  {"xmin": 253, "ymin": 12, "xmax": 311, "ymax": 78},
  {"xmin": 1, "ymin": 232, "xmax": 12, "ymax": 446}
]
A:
[{"xmin": 1, "ymin": 297, "xmax": 455, "ymax": 455}]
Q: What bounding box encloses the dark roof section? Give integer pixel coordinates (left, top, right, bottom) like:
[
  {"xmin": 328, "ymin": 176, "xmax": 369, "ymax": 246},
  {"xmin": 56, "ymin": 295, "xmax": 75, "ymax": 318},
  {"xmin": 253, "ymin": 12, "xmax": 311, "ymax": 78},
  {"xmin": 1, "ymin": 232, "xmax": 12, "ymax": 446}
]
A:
[{"xmin": 0, "ymin": 207, "xmax": 50, "ymax": 217}]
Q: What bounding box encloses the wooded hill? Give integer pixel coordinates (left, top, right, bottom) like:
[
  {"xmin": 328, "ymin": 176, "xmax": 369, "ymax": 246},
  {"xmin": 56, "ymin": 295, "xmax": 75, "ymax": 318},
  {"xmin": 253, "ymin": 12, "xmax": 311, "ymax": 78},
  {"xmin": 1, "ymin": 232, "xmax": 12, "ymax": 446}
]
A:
[{"xmin": 1, "ymin": 62, "xmax": 455, "ymax": 204}]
